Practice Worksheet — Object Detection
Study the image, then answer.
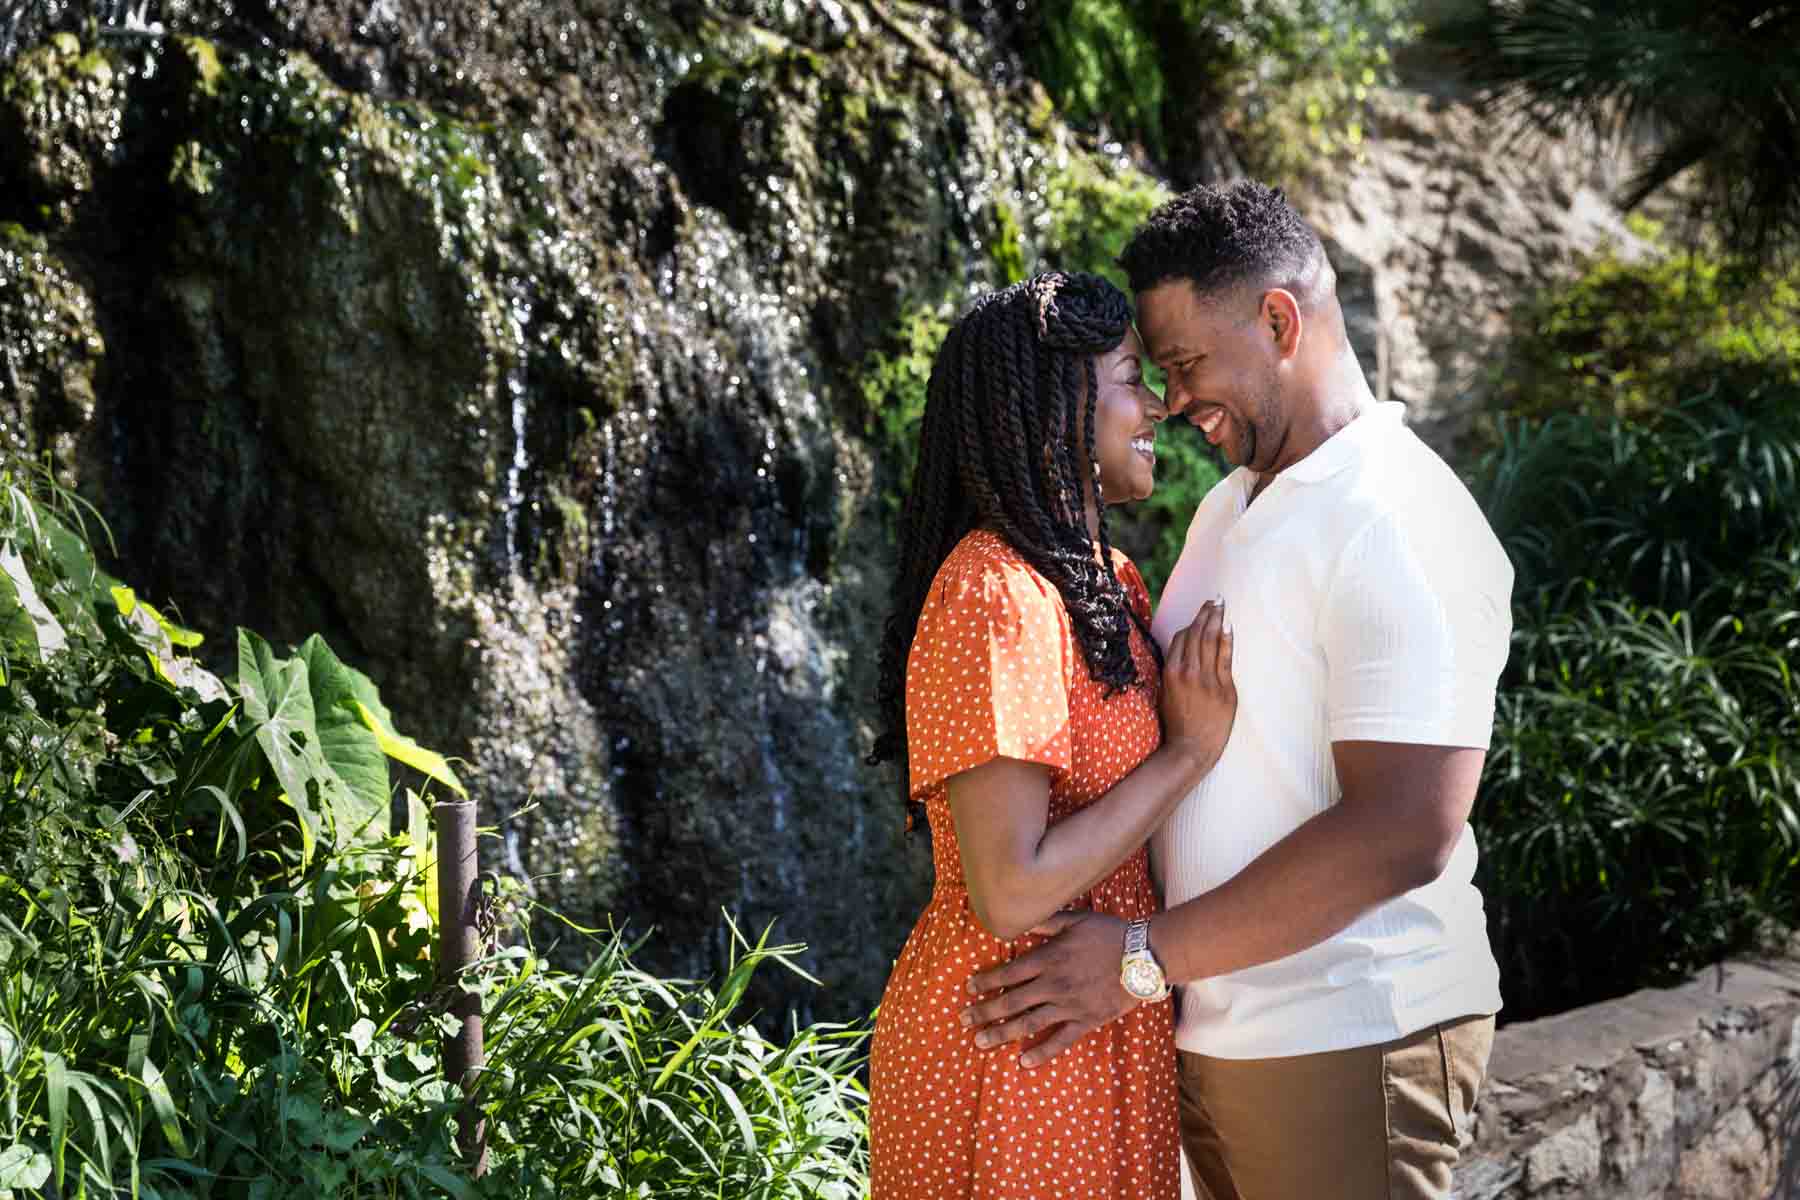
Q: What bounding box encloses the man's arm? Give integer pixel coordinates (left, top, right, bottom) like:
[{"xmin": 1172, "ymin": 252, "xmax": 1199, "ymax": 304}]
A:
[{"xmin": 962, "ymin": 740, "xmax": 1485, "ymax": 1067}]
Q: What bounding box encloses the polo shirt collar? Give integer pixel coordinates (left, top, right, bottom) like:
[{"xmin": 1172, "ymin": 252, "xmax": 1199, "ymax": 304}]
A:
[{"xmin": 1273, "ymin": 400, "xmax": 1404, "ymax": 487}]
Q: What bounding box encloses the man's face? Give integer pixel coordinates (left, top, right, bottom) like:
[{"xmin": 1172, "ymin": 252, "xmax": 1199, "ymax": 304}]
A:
[{"xmin": 1135, "ymin": 278, "xmax": 1285, "ymax": 471}]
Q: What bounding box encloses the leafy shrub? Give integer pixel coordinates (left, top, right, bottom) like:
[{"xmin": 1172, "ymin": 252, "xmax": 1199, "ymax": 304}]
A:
[
  {"xmin": 0, "ymin": 457, "xmax": 870, "ymax": 1197},
  {"xmin": 1468, "ymin": 388, "xmax": 1800, "ymax": 1020},
  {"xmin": 1482, "ymin": 232, "xmax": 1800, "ymax": 436},
  {"xmin": 1039, "ymin": 157, "xmax": 1170, "ymax": 294},
  {"xmin": 1018, "ymin": 0, "xmax": 1415, "ymax": 173}
]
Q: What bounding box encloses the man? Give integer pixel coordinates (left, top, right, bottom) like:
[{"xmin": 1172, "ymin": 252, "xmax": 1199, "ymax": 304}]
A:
[{"xmin": 960, "ymin": 181, "xmax": 1515, "ymax": 1199}]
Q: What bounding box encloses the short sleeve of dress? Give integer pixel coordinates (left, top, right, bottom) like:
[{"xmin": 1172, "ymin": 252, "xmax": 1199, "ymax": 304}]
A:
[{"xmin": 905, "ymin": 554, "xmax": 1075, "ymax": 800}]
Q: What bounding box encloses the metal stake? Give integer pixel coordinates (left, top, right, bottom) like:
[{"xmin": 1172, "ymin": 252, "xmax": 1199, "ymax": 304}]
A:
[{"xmin": 434, "ymin": 799, "xmax": 488, "ymax": 1177}]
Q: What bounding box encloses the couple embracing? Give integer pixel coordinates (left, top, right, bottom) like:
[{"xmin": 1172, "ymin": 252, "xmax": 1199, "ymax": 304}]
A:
[{"xmin": 866, "ymin": 181, "xmax": 1513, "ymax": 1200}]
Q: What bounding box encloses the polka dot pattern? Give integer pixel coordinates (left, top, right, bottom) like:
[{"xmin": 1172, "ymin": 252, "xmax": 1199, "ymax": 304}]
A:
[{"xmin": 870, "ymin": 530, "xmax": 1179, "ymax": 1200}]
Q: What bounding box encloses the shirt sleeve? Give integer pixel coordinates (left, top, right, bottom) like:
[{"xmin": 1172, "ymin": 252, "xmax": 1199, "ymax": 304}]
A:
[
  {"xmin": 905, "ymin": 559, "xmax": 1075, "ymax": 800},
  {"xmin": 1321, "ymin": 513, "xmax": 1514, "ymax": 749}
]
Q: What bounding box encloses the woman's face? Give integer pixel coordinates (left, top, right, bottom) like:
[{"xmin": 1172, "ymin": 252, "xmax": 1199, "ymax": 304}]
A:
[{"xmin": 1089, "ymin": 327, "xmax": 1168, "ymax": 506}]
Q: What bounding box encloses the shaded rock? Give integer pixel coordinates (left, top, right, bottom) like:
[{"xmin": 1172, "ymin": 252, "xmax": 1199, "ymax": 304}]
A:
[
  {"xmin": 1296, "ymin": 86, "xmax": 1649, "ymax": 451},
  {"xmin": 0, "ymin": 227, "xmax": 105, "ymax": 482}
]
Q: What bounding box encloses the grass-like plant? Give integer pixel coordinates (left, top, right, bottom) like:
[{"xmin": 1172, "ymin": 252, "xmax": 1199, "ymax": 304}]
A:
[
  {"xmin": 0, "ymin": 456, "xmax": 870, "ymax": 1197},
  {"xmin": 1469, "ymin": 386, "xmax": 1800, "ymax": 1019}
]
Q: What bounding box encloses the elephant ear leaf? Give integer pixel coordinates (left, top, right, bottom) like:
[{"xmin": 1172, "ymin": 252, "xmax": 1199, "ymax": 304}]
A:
[
  {"xmin": 354, "ymin": 699, "xmax": 466, "ymax": 798},
  {"xmin": 237, "ymin": 629, "xmax": 332, "ymax": 860},
  {"xmin": 296, "ymin": 634, "xmax": 394, "ymax": 838},
  {"xmin": 294, "ymin": 633, "xmax": 467, "ymax": 805},
  {"xmin": 0, "ymin": 542, "xmax": 67, "ymax": 660}
]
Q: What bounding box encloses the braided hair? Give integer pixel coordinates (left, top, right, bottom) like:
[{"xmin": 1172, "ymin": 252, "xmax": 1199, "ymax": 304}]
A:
[{"xmin": 868, "ymin": 271, "xmax": 1162, "ymax": 827}]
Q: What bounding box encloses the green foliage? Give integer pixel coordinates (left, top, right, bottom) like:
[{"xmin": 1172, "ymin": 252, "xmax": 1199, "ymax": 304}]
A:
[
  {"xmin": 1482, "ymin": 235, "xmax": 1800, "ymax": 435},
  {"xmin": 0, "ymin": 457, "xmax": 870, "ymax": 1197},
  {"xmin": 1468, "ymin": 388, "xmax": 1800, "ymax": 1019},
  {"xmin": 1041, "ymin": 158, "xmax": 1170, "ymax": 293},
  {"xmin": 858, "ymin": 302, "xmax": 953, "ymax": 527},
  {"xmin": 1019, "ymin": 0, "xmax": 1415, "ymax": 173},
  {"xmin": 1218, "ymin": 0, "xmax": 1417, "ymax": 174},
  {"xmin": 472, "ymin": 918, "xmax": 868, "ymax": 1197},
  {"xmin": 1431, "ymin": 0, "xmax": 1800, "ymax": 262},
  {"xmin": 1028, "ymin": 0, "xmax": 1168, "ymax": 153},
  {"xmin": 989, "ymin": 202, "xmax": 1027, "ymax": 285}
]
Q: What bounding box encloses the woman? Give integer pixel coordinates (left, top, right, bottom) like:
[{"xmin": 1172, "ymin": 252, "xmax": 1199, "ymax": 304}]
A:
[{"xmin": 867, "ymin": 271, "xmax": 1237, "ymax": 1199}]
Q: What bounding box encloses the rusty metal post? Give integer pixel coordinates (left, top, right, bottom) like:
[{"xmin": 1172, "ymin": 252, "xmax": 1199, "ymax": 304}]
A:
[{"xmin": 435, "ymin": 799, "xmax": 488, "ymax": 1177}]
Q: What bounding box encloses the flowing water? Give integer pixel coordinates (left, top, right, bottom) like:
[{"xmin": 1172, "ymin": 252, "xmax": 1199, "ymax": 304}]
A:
[{"xmin": 0, "ymin": 0, "xmax": 1123, "ymax": 1022}]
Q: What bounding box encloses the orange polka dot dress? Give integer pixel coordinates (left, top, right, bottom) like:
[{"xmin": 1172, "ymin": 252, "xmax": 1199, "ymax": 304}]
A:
[{"xmin": 869, "ymin": 529, "xmax": 1179, "ymax": 1200}]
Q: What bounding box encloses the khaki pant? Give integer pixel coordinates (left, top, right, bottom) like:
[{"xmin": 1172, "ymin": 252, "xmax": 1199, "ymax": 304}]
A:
[{"xmin": 1178, "ymin": 1014, "xmax": 1494, "ymax": 1200}]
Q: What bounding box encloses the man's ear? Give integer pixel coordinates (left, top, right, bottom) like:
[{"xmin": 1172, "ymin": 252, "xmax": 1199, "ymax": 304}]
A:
[{"xmin": 1261, "ymin": 289, "xmax": 1303, "ymax": 360}]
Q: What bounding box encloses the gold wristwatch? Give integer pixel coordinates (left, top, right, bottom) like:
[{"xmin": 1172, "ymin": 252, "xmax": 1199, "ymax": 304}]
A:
[{"xmin": 1120, "ymin": 917, "xmax": 1170, "ymax": 1001}]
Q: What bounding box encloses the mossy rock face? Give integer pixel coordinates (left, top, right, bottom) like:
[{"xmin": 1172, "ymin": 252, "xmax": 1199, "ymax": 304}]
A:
[
  {"xmin": 0, "ymin": 229, "xmax": 105, "ymax": 482},
  {"xmin": 0, "ymin": 34, "xmax": 128, "ymax": 228},
  {"xmin": 0, "ymin": 1, "xmax": 1182, "ymax": 1020}
]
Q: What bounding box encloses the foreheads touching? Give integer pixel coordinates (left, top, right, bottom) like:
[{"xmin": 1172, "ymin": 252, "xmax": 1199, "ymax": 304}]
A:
[{"xmin": 1118, "ymin": 180, "xmax": 1335, "ymax": 323}]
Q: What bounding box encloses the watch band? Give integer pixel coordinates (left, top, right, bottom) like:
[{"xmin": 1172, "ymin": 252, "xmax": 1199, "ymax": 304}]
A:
[{"xmin": 1120, "ymin": 918, "xmax": 1170, "ymax": 1001}]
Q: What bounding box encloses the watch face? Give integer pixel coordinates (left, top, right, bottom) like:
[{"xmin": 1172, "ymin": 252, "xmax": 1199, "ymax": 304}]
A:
[{"xmin": 1121, "ymin": 958, "xmax": 1164, "ymax": 999}]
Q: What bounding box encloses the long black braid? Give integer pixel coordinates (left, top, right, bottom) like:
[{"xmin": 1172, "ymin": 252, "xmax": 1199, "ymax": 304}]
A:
[{"xmin": 869, "ymin": 271, "xmax": 1162, "ymax": 828}]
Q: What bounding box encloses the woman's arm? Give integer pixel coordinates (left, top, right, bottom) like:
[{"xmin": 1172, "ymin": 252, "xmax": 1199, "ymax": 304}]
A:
[{"xmin": 950, "ymin": 600, "xmax": 1236, "ymax": 941}]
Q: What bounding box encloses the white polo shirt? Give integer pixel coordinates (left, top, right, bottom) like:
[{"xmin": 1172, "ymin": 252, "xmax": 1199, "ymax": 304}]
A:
[{"xmin": 1150, "ymin": 401, "xmax": 1512, "ymax": 1059}]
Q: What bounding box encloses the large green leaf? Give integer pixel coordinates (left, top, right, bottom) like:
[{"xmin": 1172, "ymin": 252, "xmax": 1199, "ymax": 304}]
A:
[
  {"xmin": 353, "ymin": 700, "xmax": 466, "ymax": 798},
  {"xmin": 295, "ymin": 634, "xmax": 392, "ymax": 835},
  {"xmin": 0, "ymin": 1143, "xmax": 51, "ymax": 1190},
  {"xmin": 0, "ymin": 542, "xmax": 67, "ymax": 660},
  {"xmin": 109, "ymin": 585, "xmax": 225, "ymax": 702},
  {"xmin": 237, "ymin": 630, "xmax": 331, "ymax": 859}
]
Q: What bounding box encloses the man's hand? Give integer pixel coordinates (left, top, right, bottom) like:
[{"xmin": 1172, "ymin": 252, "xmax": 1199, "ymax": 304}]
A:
[{"xmin": 960, "ymin": 911, "xmax": 1137, "ymax": 1067}]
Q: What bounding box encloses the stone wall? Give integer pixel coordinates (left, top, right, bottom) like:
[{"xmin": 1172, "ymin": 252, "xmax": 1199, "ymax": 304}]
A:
[{"xmin": 1455, "ymin": 951, "xmax": 1800, "ymax": 1199}]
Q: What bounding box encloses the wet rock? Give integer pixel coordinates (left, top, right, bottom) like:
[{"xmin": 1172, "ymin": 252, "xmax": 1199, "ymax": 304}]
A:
[
  {"xmin": 1296, "ymin": 85, "xmax": 1649, "ymax": 451},
  {"xmin": 0, "ymin": 228, "xmax": 104, "ymax": 482},
  {"xmin": 0, "ymin": 2, "xmax": 1685, "ymax": 1026}
]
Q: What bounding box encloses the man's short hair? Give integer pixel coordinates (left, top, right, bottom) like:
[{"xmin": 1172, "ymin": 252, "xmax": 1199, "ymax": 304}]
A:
[{"xmin": 1119, "ymin": 180, "xmax": 1332, "ymax": 307}]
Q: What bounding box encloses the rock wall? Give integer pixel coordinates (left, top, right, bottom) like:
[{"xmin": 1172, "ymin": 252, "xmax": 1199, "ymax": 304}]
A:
[
  {"xmin": 1297, "ymin": 66, "xmax": 1647, "ymax": 452},
  {"xmin": 1455, "ymin": 951, "xmax": 1800, "ymax": 1199},
  {"xmin": 0, "ymin": 0, "xmax": 1170, "ymax": 1022}
]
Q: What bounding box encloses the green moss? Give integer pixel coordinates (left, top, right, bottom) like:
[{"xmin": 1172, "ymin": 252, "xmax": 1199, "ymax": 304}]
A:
[
  {"xmin": 857, "ymin": 300, "xmax": 955, "ymax": 524},
  {"xmin": 174, "ymin": 36, "xmax": 225, "ymax": 97},
  {"xmin": 1041, "ymin": 157, "xmax": 1169, "ymax": 290},
  {"xmin": 989, "ymin": 202, "xmax": 1026, "ymax": 284},
  {"xmin": 168, "ymin": 140, "xmax": 220, "ymax": 196}
]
